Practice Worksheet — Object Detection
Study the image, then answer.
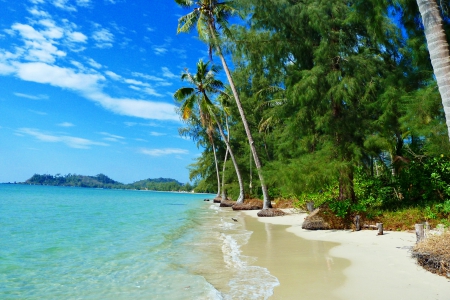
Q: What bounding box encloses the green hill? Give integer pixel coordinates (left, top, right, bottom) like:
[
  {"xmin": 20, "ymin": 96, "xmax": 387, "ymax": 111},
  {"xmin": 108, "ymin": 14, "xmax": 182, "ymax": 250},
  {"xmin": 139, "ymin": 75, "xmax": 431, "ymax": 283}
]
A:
[{"xmin": 22, "ymin": 173, "xmax": 194, "ymax": 192}]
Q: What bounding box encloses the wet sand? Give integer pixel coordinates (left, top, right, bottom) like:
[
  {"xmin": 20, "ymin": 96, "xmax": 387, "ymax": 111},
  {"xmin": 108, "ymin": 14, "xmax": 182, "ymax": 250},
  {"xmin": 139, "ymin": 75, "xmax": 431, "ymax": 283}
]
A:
[
  {"xmin": 239, "ymin": 215, "xmax": 349, "ymax": 299},
  {"xmin": 240, "ymin": 210, "xmax": 450, "ymax": 300}
]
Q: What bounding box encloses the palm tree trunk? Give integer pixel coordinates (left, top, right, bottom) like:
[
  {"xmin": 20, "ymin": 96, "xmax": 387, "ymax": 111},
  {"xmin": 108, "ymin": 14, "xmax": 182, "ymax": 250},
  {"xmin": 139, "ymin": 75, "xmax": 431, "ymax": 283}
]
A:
[
  {"xmin": 221, "ymin": 117, "xmax": 230, "ymax": 201},
  {"xmin": 216, "ymin": 51, "xmax": 270, "ymax": 208},
  {"xmin": 416, "ymin": 0, "xmax": 450, "ymax": 140},
  {"xmin": 208, "ymin": 107, "xmax": 245, "ymax": 203},
  {"xmin": 211, "ymin": 139, "xmax": 221, "ymax": 198},
  {"xmin": 209, "ymin": 25, "xmax": 271, "ymax": 209}
]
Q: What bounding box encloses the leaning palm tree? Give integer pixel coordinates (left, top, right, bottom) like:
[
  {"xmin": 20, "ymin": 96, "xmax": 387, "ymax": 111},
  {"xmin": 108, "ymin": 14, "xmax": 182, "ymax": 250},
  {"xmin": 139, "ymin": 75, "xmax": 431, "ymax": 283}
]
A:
[
  {"xmin": 175, "ymin": 0, "xmax": 271, "ymax": 209},
  {"xmin": 416, "ymin": 0, "xmax": 450, "ymax": 140},
  {"xmin": 178, "ymin": 96, "xmax": 222, "ymax": 199},
  {"xmin": 174, "ymin": 59, "xmax": 245, "ymax": 203}
]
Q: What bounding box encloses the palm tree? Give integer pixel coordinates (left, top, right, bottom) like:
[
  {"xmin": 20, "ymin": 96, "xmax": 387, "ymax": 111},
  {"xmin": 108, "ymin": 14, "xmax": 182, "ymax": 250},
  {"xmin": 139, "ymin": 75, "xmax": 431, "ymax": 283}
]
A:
[
  {"xmin": 178, "ymin": 98, "xmax": 222, "ymax": 198},
  {"xmin": 416, "ymin": 0, "xmax": 450, "ymax": 140},
  {"xmin": 175, "ymin": 0, "xmax": 271, "ymax": 209},
  {"xmin": 174, "ymin": 59, "xmax": 245, "ymax": 203}
]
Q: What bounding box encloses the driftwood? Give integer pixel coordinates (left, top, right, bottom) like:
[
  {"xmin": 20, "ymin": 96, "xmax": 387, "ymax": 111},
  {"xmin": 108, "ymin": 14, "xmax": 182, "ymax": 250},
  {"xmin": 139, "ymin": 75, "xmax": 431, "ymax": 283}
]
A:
[
  {"xmin": 354, "ymin": 215, "xmax": 361, "ymax": 231},
  {"xmin": 377, "ymin": 223, "xmax": 384, "ymax": 235},
  {"xmin": 415, "ymin": 223, "xmax": 425, "ymax": 243}
]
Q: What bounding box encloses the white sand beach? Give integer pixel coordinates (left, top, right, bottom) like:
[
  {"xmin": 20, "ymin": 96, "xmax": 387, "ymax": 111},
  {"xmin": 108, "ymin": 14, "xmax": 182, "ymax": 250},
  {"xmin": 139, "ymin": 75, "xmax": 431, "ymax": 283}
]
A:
[{"xmin": 241, "ymin": 210, "xmax": 449, "ymax": 300}]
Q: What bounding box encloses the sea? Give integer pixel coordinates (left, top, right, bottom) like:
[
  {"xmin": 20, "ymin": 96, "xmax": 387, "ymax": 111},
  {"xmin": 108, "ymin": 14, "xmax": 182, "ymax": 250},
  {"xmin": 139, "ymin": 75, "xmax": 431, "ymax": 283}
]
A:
[{"xmin": 0, "ymin": 184, "xmax": 279, "ymax": 300}]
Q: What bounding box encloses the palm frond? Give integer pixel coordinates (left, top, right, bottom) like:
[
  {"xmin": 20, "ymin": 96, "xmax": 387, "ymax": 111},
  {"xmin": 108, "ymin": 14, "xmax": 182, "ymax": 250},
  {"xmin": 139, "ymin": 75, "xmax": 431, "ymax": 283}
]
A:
[
  {"xmin": 174, "ymin": 0, "xmax": 194, "ymax": 8},
  {"xmin": 179, "ymin": 94, "xmax": 197, "ymax": 120},
  {"xmin": 174, "ymin": 87, "xmax": 195, "ymax": 102},
  {"xmin": 177, "ymin": 11, "xmax": 199, "ymax": 34}
]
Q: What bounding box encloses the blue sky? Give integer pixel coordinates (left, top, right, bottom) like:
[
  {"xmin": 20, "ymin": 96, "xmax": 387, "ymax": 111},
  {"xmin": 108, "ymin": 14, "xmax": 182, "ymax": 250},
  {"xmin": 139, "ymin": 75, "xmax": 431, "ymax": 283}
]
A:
[{"xmin": 0, "ymin": 0, "xmax": 212, "ymax": 184}]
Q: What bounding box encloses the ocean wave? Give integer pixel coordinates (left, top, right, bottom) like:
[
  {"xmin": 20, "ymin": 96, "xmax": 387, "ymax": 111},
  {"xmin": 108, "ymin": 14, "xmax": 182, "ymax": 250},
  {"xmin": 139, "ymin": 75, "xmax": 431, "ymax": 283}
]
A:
[{"xmin": 220, "ymin": 228, "xmax": 279, "ymax": 300}]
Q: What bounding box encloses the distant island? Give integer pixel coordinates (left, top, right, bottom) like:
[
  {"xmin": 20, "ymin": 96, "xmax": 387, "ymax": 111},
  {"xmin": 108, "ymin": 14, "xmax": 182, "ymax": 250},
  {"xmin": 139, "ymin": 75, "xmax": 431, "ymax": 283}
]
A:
[{"xmin": 18, "ymin": 173, "xmax": 195, "ymax": 192}]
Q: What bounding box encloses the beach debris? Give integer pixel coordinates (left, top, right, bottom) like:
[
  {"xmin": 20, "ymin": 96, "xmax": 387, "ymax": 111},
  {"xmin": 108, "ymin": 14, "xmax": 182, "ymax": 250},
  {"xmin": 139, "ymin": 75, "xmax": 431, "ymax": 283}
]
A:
[
  {"xmin": 257, "ymin": 208, "xmax": 286, "ymax": 217},
  {"xmin": 354, "ymin": 215, "xmax": 361, "ymax": 231},
  {"xmin": 302, "ymin": 208, "xmax": 329, "ymax": 230},
  {"xmin": 377, "ymin": 223, "xmax": 384, "ymax": 235},
  {"xmin": 415, "ymin": 223, "xmax": 425, "ymax": 243},
  {"xmin": 412, "ymin": 230, "xmax": 450, "ymax": 278},
  {"xmin": 231, "ymin": 217, "xmax": 238, "ymax": 222},
  {"xmin": 306, "ymin": 201, "xmax": 315, "ymax": 212}
]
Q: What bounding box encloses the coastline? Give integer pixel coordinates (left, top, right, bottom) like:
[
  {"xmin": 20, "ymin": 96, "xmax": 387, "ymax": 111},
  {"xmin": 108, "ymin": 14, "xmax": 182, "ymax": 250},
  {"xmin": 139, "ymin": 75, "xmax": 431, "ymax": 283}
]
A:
[{"xmin": 240, "ymin": 210, "xmax": 449, "ymax": 300}]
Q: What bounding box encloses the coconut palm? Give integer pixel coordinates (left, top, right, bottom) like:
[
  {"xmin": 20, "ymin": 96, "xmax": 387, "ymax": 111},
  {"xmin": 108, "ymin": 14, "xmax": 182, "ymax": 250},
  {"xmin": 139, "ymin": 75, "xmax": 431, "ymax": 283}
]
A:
[
  {"xmin": 174, "ymin": 59, "xmax": 245, "ymax": 203},
  {"xmin": 416, "ymin": 0, "xmax": 450, "ymax": 140},
  {"xmin": 175, "ymin": 0, "xmax": 271, "ymax": 209}
]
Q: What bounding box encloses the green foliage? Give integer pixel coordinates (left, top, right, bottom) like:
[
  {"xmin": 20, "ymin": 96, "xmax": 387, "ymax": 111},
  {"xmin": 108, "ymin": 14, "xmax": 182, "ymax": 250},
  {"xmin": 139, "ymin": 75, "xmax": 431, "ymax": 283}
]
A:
[{"xmin": 176, "ymin": 0, "xmax": 450, "ymax": 229}]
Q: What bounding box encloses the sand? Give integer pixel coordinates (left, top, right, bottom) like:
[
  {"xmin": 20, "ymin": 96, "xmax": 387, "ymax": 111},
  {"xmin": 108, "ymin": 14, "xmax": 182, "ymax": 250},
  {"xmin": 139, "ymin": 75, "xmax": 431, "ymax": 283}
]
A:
[{"xmin": 240, "ymin": 210, "xmax": 450, "ymax": 300}]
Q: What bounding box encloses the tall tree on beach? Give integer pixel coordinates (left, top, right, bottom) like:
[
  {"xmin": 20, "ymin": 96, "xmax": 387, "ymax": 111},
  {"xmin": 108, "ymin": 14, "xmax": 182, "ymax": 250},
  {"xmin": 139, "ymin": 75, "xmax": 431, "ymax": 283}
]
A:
[
  {"xmin": 415, "ymin": 0, "xmax": 450, "ymax": 140},
  {"xmin": 175, "ymin": 0, "xmax": 271, "ymax": 209},
  {"xmin": 179, "ymin": 95, "xmax": 222, "ymax": 198},
  {"xmin": 174, "ymin": 59, "xmax": 245, "ymax": 203}
]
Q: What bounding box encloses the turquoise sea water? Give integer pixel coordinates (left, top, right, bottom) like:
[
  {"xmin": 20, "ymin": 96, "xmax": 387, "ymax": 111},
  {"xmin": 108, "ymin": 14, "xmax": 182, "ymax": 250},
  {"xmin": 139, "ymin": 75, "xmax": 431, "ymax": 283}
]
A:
[{"xmin": 0, "ymin": 185, "xmax": 278, "ymax": 299}]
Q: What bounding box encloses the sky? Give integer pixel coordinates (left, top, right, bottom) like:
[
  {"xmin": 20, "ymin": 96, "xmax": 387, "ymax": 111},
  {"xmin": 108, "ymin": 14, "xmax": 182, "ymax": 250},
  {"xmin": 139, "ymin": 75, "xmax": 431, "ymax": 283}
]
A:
[{"xmin": 0, "ymin": 0, "xmax": 213, "ymax": 184}]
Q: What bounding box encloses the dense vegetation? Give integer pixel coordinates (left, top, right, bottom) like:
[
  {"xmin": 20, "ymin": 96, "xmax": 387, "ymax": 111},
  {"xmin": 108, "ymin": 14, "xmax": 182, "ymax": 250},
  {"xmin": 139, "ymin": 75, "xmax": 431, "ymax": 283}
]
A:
[
  {"xmin": 22, "ymin": 174, "xmax": 196, "ymax": 192},
  {"xmin": 175, "ymin": 0, "xmax": 450, "ymax": 228}
]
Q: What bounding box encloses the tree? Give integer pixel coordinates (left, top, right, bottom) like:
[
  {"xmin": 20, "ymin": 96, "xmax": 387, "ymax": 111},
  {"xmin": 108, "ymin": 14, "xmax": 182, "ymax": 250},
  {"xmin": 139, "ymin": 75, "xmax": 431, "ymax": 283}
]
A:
[
  {"xmin": 416, "ymin": 0, "xmax": 450, "ymax": 140},
  {"xmin": 175, "ymin": 0, "xmax": 271, "ymax": 208},
  {"xmin": 174, "ymin": 59, "xmax": 245, "ymax": 203}
]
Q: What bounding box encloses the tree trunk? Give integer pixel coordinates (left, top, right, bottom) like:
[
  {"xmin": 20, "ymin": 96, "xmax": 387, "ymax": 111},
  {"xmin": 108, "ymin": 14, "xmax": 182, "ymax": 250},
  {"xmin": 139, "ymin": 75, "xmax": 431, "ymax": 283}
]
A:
[
  {"xmin": 209, "ymin": 25, "xmax": 271, "ymax": 209},
  {"xmin": 221, "ymin": 117, "xmax": 230, "ymax": 201},
  {"xmin": 417, "ymin": 0, "xmax": 450, "ymax": 140},
  {"xmin": 209, "ymin": 108, "xmax": 245, "ymax": 203},
  {"xmin": 211, "ymin": 139, "xmax": 221, "ymax": 198}
]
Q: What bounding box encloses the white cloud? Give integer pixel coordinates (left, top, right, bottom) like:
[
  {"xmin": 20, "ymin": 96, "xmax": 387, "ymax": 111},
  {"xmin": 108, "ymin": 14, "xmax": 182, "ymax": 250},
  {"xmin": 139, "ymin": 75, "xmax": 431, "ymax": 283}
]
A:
[
  {"xmin": 105, "ymin": 70, "xmax": 121, "ymax": 80},
  {"xmin": 28, "ymin": 7, "xmax": 50, "ymax": 18},
  {"xmin": 132, "ymin": 72, "xmax": 164, "ymax": 82},
  {"xmin": 14, "ymin": 92, "xmax": 49, "ymax": 100},
  {"xmin": 161, "ymin": 67, "xmax": 177, "ymax": 79},
  {"xmin": 143, "ymin": 87, "xmax": 163, "ymax": 97},
  {"xmin": 139, "ymin": 148, "xmax": 188, "ymax": 157},
  {"xmin": 52, "ymin": 0, "xmax": 77, "ymax": 11},
  {"xmin": 76, "ymin": 0, "xmax": 91, "ymax": 7},
  {"xmin": 89, "ymin": 93, "xmax": 179, "ymax": 121},
  {"xmin": 147, "ymin": 27, "xmax": 155, "ymax": 32},
  {"xmin": 150, "ymin": 131, "xmax": 166, "ymax": 136},
  {"xmin": 87, "ymin": 58, "xmax": 102, "ymax": 69},
  {"xmin": 153, "ymin": 47, "xmax": 167, "ymax": 55},
  {"xmin": 57, "ymin": 122, "xmax": 75, "ymax": 127},
  {"xmin": 14, "ymin": 62, "xmax": 104, "ymax": 93},
  {"xmin": 18, "ymin": 128, "xmax": 108, "ymax": 149},
  {"xmin": 124, "ymin": 78, "xmax": 148, "ymax": 86},
  {"xmin": 99, "ymin": 132, "xmax": 124, "ymax": 139},
  {"xmin": 11, "ymin": 23, "xmax": 66, "ymax": 63},
  {"xmin": 92, "ymin": 28, "xmax": 114, "ymax": 48},
  {"xmin": 99, "ymin": 132, "xmax": 125, "ymax": 142},
  {"xmin": 29, "ymin": 110, "xmax": 48, "ymax": 115},
  {"xmin": 68, "ymin": 31, "xmax": 87, "ymax": 43},
  {"xmin": 0, "ymin": 12, "xmax": 179, "ymax": 122}
]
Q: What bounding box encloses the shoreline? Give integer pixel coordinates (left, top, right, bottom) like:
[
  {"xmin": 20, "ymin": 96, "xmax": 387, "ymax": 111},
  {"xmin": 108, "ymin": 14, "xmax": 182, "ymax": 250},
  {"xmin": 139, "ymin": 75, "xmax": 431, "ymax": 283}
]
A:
[{"xmin": 240, "ymin": 209, "xmax": 449, "ymax": 300}]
